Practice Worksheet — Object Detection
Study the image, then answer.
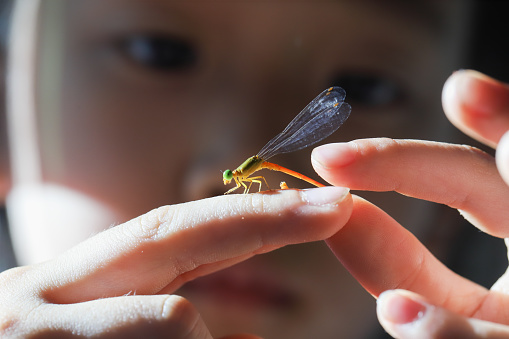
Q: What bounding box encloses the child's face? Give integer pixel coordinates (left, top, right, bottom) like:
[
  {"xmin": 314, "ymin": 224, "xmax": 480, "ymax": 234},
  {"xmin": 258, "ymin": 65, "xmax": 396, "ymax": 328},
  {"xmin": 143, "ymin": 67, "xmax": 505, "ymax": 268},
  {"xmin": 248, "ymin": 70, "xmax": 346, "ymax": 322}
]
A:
[{"xmin": 10, "ymin": 0, "xmax": 468, "ymax": 337}]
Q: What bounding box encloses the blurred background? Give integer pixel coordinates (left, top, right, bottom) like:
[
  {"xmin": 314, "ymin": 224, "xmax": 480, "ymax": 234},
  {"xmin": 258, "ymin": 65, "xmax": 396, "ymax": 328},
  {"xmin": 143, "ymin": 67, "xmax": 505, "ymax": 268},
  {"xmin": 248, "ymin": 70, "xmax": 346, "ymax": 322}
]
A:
[
  {"xmin": 0, "ymin": 1, "xmax": 509, "ymax": 338},
  {"xmin": 0, "ymin": 0, "xmax": 505, "ymax": 281},
  {"xmin": 0, "ymin": 0, "xmax": 13, "ymax": 271}
]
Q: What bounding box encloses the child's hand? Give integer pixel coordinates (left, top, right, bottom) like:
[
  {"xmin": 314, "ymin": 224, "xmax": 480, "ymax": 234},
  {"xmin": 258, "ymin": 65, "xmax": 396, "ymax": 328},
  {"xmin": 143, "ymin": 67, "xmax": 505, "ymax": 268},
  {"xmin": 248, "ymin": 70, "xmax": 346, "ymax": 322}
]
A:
[{"xmin": 0, "ymin": 187, "xmax": 351, "ymax": 338}]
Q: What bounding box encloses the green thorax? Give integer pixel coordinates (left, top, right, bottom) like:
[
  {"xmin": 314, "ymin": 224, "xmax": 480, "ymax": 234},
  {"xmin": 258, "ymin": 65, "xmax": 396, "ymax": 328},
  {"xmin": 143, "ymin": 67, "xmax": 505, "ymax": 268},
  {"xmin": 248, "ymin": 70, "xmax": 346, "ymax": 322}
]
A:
[{"xmin": 236, "ymin": 155, "xmax": 265, "ymax": 176}]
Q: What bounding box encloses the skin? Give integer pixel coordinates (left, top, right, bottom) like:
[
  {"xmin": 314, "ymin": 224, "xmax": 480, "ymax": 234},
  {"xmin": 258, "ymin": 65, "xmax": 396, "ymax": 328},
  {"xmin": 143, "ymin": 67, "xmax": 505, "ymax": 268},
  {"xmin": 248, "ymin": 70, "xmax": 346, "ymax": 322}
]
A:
[
  {"xmin": 312, "ymin": 70, "xmax": 509, "ymax": 338},
  {"xmin": 3, "ymin": 69, "xmax": 509, "ymax": 338},
  {"xmin": 0, "ymin": 188, "xmax": 353, "ymax": 338},
  {"xmin": 1, "ymin": 1, "xmax": 493, "ymax": 338}
]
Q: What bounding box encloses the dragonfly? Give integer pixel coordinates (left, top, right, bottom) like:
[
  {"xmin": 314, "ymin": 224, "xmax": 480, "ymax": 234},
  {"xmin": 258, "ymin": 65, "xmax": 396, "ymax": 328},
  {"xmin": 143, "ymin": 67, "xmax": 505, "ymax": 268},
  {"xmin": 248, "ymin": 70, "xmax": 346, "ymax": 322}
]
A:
[{"xmin": 223, "ymin": 86, "xmax": 351, "ymax": 194}]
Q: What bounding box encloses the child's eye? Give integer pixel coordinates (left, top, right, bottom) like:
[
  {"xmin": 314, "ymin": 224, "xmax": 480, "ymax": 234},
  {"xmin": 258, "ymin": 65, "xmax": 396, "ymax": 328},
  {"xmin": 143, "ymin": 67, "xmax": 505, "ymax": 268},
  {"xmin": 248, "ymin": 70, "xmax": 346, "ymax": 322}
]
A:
[
  {"xmin": 331, "ymin": 73, "xmax": 404, "ymax": 107},
  {"xmin": 119, "ymin": 35, "xmax": 198, "ymax": 71}
]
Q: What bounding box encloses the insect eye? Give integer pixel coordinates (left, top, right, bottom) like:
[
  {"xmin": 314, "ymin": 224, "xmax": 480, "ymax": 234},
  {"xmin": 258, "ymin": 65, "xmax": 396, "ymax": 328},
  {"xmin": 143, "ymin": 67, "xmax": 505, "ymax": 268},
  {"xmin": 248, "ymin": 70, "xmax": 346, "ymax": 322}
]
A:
[
  {"xmin": 331, "ymin": 73, "xmax": 403, "ymax": 107},
  {"xmin": 223, "ymin": 170, "xmax": 233, "ymax": 180}
]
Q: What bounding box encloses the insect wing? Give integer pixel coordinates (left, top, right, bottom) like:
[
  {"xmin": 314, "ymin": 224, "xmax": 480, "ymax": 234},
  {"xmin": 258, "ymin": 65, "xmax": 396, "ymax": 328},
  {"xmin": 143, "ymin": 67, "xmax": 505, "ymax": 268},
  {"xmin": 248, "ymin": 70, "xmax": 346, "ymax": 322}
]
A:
[
  {"xmin": 257, "ymin": 87, "xmax": 350, "ymax": 160},
  {"xmin": 257, "ymin": 87, "xmax": 345, "ymax": 159},
  {"xmin": 274, "ymin": 101, "xmax": 351, "ymax": 155}
]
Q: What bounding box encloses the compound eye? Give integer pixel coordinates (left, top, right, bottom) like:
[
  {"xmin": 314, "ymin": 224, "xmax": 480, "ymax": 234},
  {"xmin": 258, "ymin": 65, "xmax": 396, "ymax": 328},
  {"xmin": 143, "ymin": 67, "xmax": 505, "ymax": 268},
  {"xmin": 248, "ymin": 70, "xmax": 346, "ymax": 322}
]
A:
[{"xmin": 223, "ymin": 169, "xmax": 233, "ymax": 181}]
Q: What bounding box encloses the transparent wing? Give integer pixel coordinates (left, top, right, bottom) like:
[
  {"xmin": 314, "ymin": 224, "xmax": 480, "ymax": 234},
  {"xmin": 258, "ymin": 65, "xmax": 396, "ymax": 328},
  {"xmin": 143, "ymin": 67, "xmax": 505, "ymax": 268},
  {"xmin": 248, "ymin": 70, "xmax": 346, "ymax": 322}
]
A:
[
  {"xmin": 257, "ymin": 87, "xmax": 351, "ymax": 160},
  {"xmin": 257, "ymin": 87, "xmax": 346, "ymax": 158}
]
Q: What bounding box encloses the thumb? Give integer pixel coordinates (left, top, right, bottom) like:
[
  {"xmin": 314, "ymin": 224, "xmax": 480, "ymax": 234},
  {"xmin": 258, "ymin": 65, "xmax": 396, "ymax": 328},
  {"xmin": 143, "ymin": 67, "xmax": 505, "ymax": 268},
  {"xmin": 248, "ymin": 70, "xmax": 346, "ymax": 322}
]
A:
[
  {"xmin": 377, "ymin": 289, "xmax": 509, "ymax": 339},
  {"xmin": 31, "ymin": 295, "xmax": 213, "ymax": 338}
]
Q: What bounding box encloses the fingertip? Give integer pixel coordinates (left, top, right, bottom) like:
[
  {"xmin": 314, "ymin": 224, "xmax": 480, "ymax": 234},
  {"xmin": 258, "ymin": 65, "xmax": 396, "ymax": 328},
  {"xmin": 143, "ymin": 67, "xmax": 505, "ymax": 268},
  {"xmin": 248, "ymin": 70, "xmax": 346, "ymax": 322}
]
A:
[
  {"xmin": 377, "ymin": 290, "xmax": 434, "ymax": 339},
  {"xmin": 377, "ymin": 290, "xmax": 427, "ymax": 325},
  {"xmin": 442, "ymin": 69, "xmax": 509, "ymax": 146},
  {"xmin": 442, "ymin": 70, "xmax": 459, "ymax": 119},
  {"xmin": 443, "ymin": 69, "xmax": 508, "ymax": 116},
  {"xmin": 376, "ymin": 290, "xmax": 508, "ymax": 339},
  {"xmin": 300, "ymin": 186, "xmax": 350, "ymax": 206},
  {"xmin": 311, "ymin": 142, "xmax": 358, "ymax": 188},
  {"xmin": 295, "ymin": 186, "xmax": 353, "ymax": 239},
  {"xmin": 311, "ymin": 142, "xmax": 358, "ymax": 170},
  {"xmin": 496, "ymin": 130, "xmax": 509, "ymax": 186},
  {"xmin": 442, "ymin": 70, "xmax": 478, "ymax": 127}
]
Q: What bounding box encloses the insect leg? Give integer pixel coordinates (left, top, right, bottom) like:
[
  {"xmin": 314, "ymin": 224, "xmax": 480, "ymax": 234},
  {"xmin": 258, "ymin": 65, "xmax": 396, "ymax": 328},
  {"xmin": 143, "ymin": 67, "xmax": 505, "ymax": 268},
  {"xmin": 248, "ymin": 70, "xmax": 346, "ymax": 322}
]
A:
[
  {"xmin": 240, "ymin": 179, "xmax": 250, "ymax": 194},
  {"xmin": 247, "ymin": 176, "xmax": 269, "ymax": 192},
  {"xmin": 224, "ymin": 177, "xmax": 242, "ymax": 194}
]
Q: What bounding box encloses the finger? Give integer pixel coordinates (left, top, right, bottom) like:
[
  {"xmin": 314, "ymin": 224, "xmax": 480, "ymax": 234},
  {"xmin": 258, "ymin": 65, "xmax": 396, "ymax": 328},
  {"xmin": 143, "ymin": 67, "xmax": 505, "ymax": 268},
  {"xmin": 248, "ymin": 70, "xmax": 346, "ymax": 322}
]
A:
[
  {"xmin": 312, "ymin": 138, "xmax": 509, "ymax": 237},
  {"xmin": 26, "ymin": 295, "xmax": 213, "ymax": 338},
  {"xmin": 442, "ymin": 69, "xmax": 509, "ymax": 148},
  {"xmin": 377, "ymin": 290, "xmax": 509, "ymax": 339},
  {"xmin": 325, "ymin": 195, "xmax": 494, "ymax": 319},
  {"xmin": 38, "ymin": 187, "xmax": 352, "ymax": 303},
  {"xmin": 497, "ymin": 130, "xmax": 509, "ymax": 187}
]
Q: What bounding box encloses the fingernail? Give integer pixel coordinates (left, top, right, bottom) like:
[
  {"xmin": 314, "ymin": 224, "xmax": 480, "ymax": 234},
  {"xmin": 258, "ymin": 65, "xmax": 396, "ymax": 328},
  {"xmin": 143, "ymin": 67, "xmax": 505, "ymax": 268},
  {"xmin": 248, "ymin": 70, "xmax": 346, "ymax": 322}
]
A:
[
  {"xmin": 311, "ymin": 142, "xmax": 357, "ymax": 169},
  {"xmin": 377, "ymin": 290, "xmax": 427, "ymax": 324},
  {"xmin": 456, "ymin": 69, "xmax": 509, "ymax": 116},
  {"xmin": 301, "ymin": 186, "xmax": 350, "ymax": 206}
]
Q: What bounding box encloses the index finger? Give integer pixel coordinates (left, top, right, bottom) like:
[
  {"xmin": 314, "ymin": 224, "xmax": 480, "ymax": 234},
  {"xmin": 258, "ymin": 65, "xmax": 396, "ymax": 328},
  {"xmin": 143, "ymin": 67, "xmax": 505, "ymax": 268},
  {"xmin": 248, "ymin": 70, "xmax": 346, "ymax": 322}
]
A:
[
  {"xmin": 312, "ymin": 138, "xmax": 509, "ymax": 237},
  {"xmin": 36, "ymin": 187, "xmax": 352, "ymax": 304}
]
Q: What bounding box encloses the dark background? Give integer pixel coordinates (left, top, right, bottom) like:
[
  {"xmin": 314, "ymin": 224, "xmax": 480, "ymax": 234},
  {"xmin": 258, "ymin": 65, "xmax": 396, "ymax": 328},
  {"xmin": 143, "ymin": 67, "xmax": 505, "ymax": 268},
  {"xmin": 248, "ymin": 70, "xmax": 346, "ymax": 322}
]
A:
[{"xmin": 0, "ymin": 3, "xmax": 508, "ymax": 338}]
